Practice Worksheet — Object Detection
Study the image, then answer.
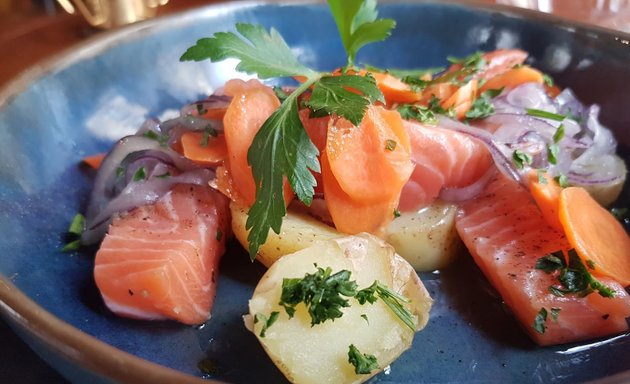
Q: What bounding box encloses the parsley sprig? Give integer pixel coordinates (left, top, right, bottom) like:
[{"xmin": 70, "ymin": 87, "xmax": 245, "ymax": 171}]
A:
[
  {"xmin": 348, "ymin": 344, "xmax": 379, "ymax": 374},
  {"xmin": 181, "ymin": 3, "xmax": 393, "ymax": 260}
]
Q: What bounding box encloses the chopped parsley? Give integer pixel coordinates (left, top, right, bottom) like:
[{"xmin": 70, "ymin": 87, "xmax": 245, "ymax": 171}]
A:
[
  {"xmin": 401, "ymin": 75, "xmax": 430, "ymax": 91},
  {"xmin": 512, "ymin": 149, "xmax": 532, "ymax": 169},
  {"xmin": 143, "ymin": 130, "xmax": 169, "ymax": 147},
  {"xmin": 555, "ymin": 174, "xmax": 569, "ymax": 188},
  {"xmin": 385, "ymin": 139, "xmax": 397, "ymax": 151},
  {"xmin": 200, "ymin": 124, "xmax": 218, "ymax": 147},
  {"xmin": 532, "ymin": 307, "xmax": 548, "ymax": 334},
  {"xmin": 393, "ymin": 209, "xmax": 401, "ymax": 218},
  {"xmin": 62, "ymin": 213, "xmax": 85, "ymax": 252},
  {"xmin": 254, "ymin": 311, "xmax": 279, "ymax": 338},
  {"xmin": 348, "ymin": 344, "xmax": 379, "ymax": 374},
  {"xmin": 216, "ymin": 228, "xmax": 223, "ymax": 242},
  {"xmin": 465, "ymin": 88, "xmax": 503, "ymax": 120},
  {"xmin": 278, "ymin": 265, "xmax": 415, "ymax": 330},
  {"xmin": 542, "ymin": 73, "xmax": 554, "ymax": 87},
  {"xmin": 133, "ymin": 166, "xmax": 147, "ymax": 182},
  {"xmin": 279, "ymin": 266, "xmax": 358, "ymax": 325},
  {"xmin": 397, "ymin": 104, "xmax": 438, "ymax": 125},
  {"xmin": 537, "ymin": 169, "xmax": 548, "ymax": 184},
  {"xmin": 547, "ymin": 143, "xmax": 560, "ymax": 165},
  {"xmin": 196, "ymin": 103, "xmax": 208, "ymax": 115},
  {"xmin": 532, "ymin": 306, "xmax": 561, "ymax": 334},
  {"xmin": 535, "ymin": 249, "xmax": 615, "ymax": 298}
]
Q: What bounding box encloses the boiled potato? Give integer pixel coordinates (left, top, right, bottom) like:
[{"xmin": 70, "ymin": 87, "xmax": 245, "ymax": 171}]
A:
[
  {"xmin": 232, "ymin": 201, "xmax": 460, "ymax": 271},
  {"xmin": 384, "ymin": 202, "xmax": 462, "ymax": 271},
  {"xmin": 245, "ymin": 233, "xmax": 432, "ymax": 384},
  {"xmin": 231, "ymin": 202, "xmax": 342, "ymax": 267}
]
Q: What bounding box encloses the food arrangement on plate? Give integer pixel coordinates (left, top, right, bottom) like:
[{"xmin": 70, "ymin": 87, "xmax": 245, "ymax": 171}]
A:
[{"xmin": 51, "ymin": 0, "xmax": 630, "ymax": 383}]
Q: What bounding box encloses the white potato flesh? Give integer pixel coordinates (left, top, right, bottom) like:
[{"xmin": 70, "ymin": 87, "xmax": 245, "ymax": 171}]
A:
[
  {"xmin": 231, "ymin": 202, "xmax": 342, "ymax": 267},
  {"xmin": 246, "ymin": 233, "xmax": 432, "ymax": 384},
  {"xmin": 384, "ymin": 202, "xmax": 462, "ymax": 271},
  {"xmin": 232, "ymin": 201, "xmax": 460, "ymax": 271}
]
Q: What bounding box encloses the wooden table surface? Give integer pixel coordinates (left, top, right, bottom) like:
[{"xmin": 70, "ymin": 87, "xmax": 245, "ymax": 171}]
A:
[{"xmin": 0, "ymin": 0, "xmax": 628, "ymax": 383}]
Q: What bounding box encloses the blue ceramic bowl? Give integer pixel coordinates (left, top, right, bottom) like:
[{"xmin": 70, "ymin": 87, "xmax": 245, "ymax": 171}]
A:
[{"xmin": 1, "ymin": 1, "xmax": 630, "ymax": 383}]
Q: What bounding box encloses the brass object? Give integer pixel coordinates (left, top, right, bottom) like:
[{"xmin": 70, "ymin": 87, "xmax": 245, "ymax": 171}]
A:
[{"xmin": 56, "ymin": 0, "xmax": 169, "ymax": 29}]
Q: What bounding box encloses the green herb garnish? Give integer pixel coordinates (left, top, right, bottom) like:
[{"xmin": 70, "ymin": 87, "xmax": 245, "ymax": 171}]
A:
[
  {"xmin": 200, "ymin": 124, "xmax": 218, "ymax": 147},
  {"xmin": 279, "ymin": 265, "xmax": 415, "ymax": 330},
  {"xmin": 532, "ymin": 307, "xmax": 548, "ymax": 334},
  {"xmin": 550, "ymin": 307, "xmax": 561, "ymax": 322},
  {"xmin": 181, "ymin": 3, "xmax": 391, "ymax": 259},
  {"xmin": 397, "ymin": 104, "xmax": 438, "ymax": 125},
  {"xmin": 526, "ymin": 108, "xmax": 566, "ymax": 122},
  {"xmin": 254, "ymin": 311, "xmax": 279, "ymax": 338},
  {"xmin": 542, "ymin": 73, "xmax": 554, "ymax": 87},
  {"xmin": 555, "ymin": 174, "xmax": 569, "ymax": 188},
  {"xmin": 465, "ymin": 88, "xmax": 503, "ymax": 120},
  {"xmin": 327, "ymin": 0, "xmax": 396, "ymax": 67},
  {"xmin": 547, "ymin": 143, "xmax": 560, "ymax": 165},
  {"xmin": 393, "ymin": 209, "xmax": 401, "ymax": 218},
  {"xmin": 272, "ymin": 86, "xmax": 290, "ymax": 103},
  {"xmin": 279, "ymin": 266, "xmax": 358, "ymax": 325},
  {"xmin": 62, "ymin": 213, "xmax": 85, "ymax": 252},
  {"xmin": 348, "ymin": 344, "xmax": 379, "ymax": 374},
  {"xmin": 133, "ymin": 166, "xmax": 147, "ymax": 182},
  {"xmin": 512, "ymin": 149, "xmax": 532, "ymax": 169},
  {"xmin": 385, "ymin": 139, "xmax": 397, "ymax": 151},
  {"xmin": 535, "ymin": 249, "xmax": 615, "ymax": 298}
]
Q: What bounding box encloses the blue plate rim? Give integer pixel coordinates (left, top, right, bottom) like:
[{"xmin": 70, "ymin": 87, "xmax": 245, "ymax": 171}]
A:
[{"xmin": 1, "ymin": 1, "xmax": 630, "ymax": 383}]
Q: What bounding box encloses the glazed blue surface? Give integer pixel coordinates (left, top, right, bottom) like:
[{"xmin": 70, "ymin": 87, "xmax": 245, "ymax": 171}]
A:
[{"xmin": 1, "ymin": 2, "xmax": 630, "ymax": 383}]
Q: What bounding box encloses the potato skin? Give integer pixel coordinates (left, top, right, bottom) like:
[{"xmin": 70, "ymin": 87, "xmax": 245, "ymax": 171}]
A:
[{"xmin": 246, "ymin": 234, "xmax": 432, "ymax": 384}]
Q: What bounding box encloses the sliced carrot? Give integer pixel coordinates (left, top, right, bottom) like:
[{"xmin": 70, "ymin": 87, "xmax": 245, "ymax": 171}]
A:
[
  {"xmin": 299, "ymin": 109, "xmax": 328, "ymax": 194},
  {"xmin": 81, "ymin": 153, "xmax": 106, "ymax": 169},
  {"xmin": 223, "ymin": 79, "xmax": 293, "ymax": 207},
  {"xmin": 325, "ymin": 105, "xmax": 413, "ymax": 204},
  {"xmin": 420, "ymin": 82, "xmax": 457, "ymax": 104},
  {"xmin": 559, "ymin": 186, "xmax": 630, "ymax": 286},
  {"xmin": 545, "ymin": 84, "xmax": 562, "ymax": 98},
  {"xmin": 370, "ymin": 72, "xmax": 421, "ymax": 105},
  {"xmin": 478, "ymin": 49, "xmax": 528, "ymax": 80},
  {"xmin": 479, "ymin": 66, "xmax": 544, "ymax": 93},
  {"xmin": 321, "ymin": 152, "xmax": 398, "ymax": 235},
  {"xmin": 527, "ymin": 171, "xmax": 564, "ymax": 232},
  {"xmin": 441, "ymin": 78, "xmax": 478, "ymax": 120},
  {"xmin": 180, "ymin": 131, "xmax": 228, "ymax": 167}
]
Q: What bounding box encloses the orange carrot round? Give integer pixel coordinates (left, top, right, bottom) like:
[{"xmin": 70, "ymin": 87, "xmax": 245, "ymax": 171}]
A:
[
  {"xmin": 527, "ymin": 171, "xmax": 564, "ymax": 232},
  {"xmin": 223, "ymin": 79, "xmax": 293, "ymax": 207},
  {"xmin": 441, "ymin": 79, "xmax": 478, "ymax": 120},
  {"xmin": 325, "ymin": 105, "xmax": 413, "ymax": 204},
  {"xmin": 180, "ymin": 131, "xmax": 228, "ymax": 167},
  {"xmin": 479, "ymin": 66, "xmax": 544, "ymax": 94},
  {"xmin": 321, "ymin": 152, "xmax": 398, "ymax": 235},
  {"xmin": 371, "ymin": 72, "xmax": 421, "ymax": 105},
  {"xmin": 559, "ymin": 186, "xmax": 630, "ymax": 286}
]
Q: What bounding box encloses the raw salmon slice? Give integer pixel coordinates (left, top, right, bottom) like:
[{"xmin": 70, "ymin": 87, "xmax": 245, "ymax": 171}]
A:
[
  {"xmin": 456, "ymin": 172, "xmax": 630, "ymax": 345},
  {"xmin": 398, "ymin": 120, "xmax": 493, "ymax": 211},
  {"xmin": 94, "ymin": 184, "xmax": 230, "ymax": 325}
]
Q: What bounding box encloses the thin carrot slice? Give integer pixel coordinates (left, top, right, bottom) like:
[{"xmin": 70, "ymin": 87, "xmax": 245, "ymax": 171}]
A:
[
  {"xmin": 441, "ymin": 79, "xmax": 478, "ymax": 120},
  {"xmin": 82, "ymin": 153, "xmax": 106, "ymax": 169},
  {"xmin": 321, "ymin": 152, "xmax": 397, "ymax": 235},
  {"xmin": 479, "ymin": 66, "xmax": 544, "ymax": 93},
  {"xmin": 559, "ymin": 186, "xmax": 630, "ymax": 286},
  {"xmin": 477, "ymin": 49, "xmax": 528, "ymax": 79},
  {"xmin": 325, "ymin": 105, "xmax": 413, "ymax": 204},
  {"xmin": 371, "ymin": 72, "xmax": 421, "ymax": 105},
  {"xmin": 223, "ymin": 79, "xmax": 293, "ymax": 207},
  {"xmin": 527, "ymin": 171, "xmax": 564, "ymax": 232},
  {"xmin": 180, "ymin": 131, "xmax": 228, "ymax": 167}
]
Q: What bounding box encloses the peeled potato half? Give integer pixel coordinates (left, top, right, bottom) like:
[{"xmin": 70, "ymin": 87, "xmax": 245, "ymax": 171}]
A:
[{"xmin": 245, "ymin": 233, "xmax": 433, "ymax": 384}]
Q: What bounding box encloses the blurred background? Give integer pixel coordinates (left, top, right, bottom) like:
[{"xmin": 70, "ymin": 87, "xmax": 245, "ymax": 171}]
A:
[{"xmin": 0, "ymin": 0, "xmax": 629, "ymax": 86}]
